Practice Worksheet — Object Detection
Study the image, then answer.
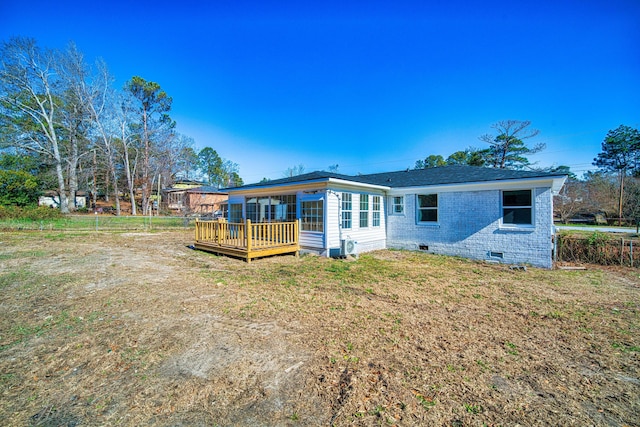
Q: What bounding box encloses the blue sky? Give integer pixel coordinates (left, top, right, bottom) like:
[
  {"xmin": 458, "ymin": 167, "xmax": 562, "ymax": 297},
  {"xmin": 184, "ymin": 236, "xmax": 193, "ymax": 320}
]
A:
[{"xmin": 2, "ymin": 0, "xmax": 639, "ymax": 183}]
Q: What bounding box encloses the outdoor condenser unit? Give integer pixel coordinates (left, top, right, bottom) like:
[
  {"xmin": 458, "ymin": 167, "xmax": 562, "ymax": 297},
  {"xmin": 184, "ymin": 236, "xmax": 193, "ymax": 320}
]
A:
[{"xmin": 341, "ymin": 239, "xmax": 357, "ymax": 256}]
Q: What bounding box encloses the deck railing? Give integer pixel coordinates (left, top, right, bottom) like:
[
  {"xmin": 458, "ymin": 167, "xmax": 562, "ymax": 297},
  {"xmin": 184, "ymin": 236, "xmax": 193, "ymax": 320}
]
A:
[{"xmin": 194, "ymin": 219, "xmax": 300, "ymax": 261}]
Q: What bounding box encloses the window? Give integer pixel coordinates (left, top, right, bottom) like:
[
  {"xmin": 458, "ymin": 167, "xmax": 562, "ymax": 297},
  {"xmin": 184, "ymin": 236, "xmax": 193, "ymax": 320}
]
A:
[
  {"xmin": 245, "ymin": 195, "xmax": 296, "ymax": 223},
  {"xmin": 270, "ymin": 195, "xmax": 297, "ymax": 222},
  {"xmin": 341, "ymin": 193, "xmax": 352, "ymax": 229},
  {"xmin": 392, "ymin": 196, "xmax": 404, "ymax": 214},
  {"xmin": 245, "ymin": 197, "xmax": 261, "ymax": 222},
  {"xmin": 417, "ymin": 194, "xmax": 438, "ymax": 223},
  {"xmin": 229, "ymin": 203, "xmax": 243, "ymax": 223},
  {"xmin": 502, "ymin": 190, "xmax": 532, "ymax": 225},
  {"xmin": 372, "ymin": 196, "xmax": 381, "ymax": 227},
  {"xmin": 219, "ymin": 203, "xmax": 228, "ymax": 218},
  {"xmin": 301, "ymin": 200, "xmax": 324, "ymax": 232},
  {"xmin": 359, "ymin": 194, "xmax": 369, "ymax": 228}
]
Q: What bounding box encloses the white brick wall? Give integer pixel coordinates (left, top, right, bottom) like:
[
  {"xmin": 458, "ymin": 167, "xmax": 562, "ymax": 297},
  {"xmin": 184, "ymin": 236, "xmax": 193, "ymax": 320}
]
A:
[{"xmin": 386, "ymin": 187, "xmax": 554, "ymax": 268}]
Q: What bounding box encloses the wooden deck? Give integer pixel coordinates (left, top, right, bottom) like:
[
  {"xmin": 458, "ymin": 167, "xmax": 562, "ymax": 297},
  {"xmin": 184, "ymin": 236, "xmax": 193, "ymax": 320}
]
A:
[{"xmin": 194, "ymin": 219, "xmax": 300, "ymax": 262}]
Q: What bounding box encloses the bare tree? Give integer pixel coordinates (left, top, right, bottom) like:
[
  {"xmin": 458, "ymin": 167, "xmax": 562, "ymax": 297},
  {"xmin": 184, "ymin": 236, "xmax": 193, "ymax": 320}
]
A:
[
  {"xmin": 593, "ymin": 125, "xmax": 640, "ymax": 225},
  {"xmin": 0, "ymin": 37, "xmax": 70, "ymax": 212},
  {"xmin": 62, "ymin": 49, "xmax": 125, "ymax": 215},
  {"xmin": 125, "ymin": 76, "xmax": 174, "ymax": 215},
  {"xmin": 283, "ymin": 164, "xmax": 305, "ymax": 177},
  {"xmin": 583, "ymin": 171, "xmax": 618, "ymax": 222},
  {"xmin": 56, "ymin": 42, "xmax": 102, "ymax": 212},
  {"xmin": 174, "ymin": 141, "xmax": 199, "ymax": 181},
  {"xmin": 116, "ymin": 92, "xmax": 139, "ymax": 215},
  {"xmin": 625, "ymin": 177, "xmax": 640, "ymax": 232},
  {"xmin": 554, "ymin": 179, "xmax": 587, "ymax": 224}
]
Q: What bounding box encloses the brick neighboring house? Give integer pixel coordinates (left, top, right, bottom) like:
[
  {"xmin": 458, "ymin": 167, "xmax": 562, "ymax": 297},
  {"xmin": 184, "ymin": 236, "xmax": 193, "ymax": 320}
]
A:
[
  {"xmin": 165, "ymin": 185, "xmax": 227, "ymax": 216},
  {"xmin": 225, "ymin": 165, "xmax": 566, "ymax": 268}
]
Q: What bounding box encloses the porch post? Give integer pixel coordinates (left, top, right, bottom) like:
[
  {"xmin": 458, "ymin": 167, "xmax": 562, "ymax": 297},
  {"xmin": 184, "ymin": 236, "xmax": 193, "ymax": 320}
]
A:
[
  {"xmin": 295, "ymin": 219, "xmax": 301, "ymax": 257},
  {"xmin": 296, "ymin": 219, "xmax": 300, "ymax": 244},
  {"xmin": 246, "ymin": 219, "xmax": 252, "ymax": 253}
]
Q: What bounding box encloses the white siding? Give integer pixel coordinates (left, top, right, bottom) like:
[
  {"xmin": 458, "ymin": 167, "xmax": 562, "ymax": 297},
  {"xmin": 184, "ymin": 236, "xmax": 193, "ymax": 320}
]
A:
[
  {"xmin": 300, "ymin": 232, "xmax": 324, "ymax": 250},
  {"xmin": 326, "ymin": 191, "xmax": 341, "ymax": 251},
  {"xmin": 328, "ymin": 190, "xmax": 387, "ymax": 254}
]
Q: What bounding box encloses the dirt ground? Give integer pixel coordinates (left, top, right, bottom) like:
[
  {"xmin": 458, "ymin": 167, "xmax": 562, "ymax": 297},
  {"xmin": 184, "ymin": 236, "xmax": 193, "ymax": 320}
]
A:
[{"xmin": 0, "ymin": 231, "xmax": 638, "ymax": 426}]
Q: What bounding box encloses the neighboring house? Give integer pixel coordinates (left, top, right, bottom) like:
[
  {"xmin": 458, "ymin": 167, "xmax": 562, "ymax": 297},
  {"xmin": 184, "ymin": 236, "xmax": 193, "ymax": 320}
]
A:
[
  {"xmin": 165, "ymin": 185, "xmax": 228, "ymax": 216},
  {"xmin": 225, "ymin": 166, "xmax": 567, "ymax": 268},
  {"xmin": 39, "ymin": 191, "xmax": 87, "ymax": 209}
]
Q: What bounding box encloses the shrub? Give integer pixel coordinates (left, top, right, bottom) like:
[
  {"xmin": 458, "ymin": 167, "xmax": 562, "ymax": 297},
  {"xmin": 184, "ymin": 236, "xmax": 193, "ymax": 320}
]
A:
[
  {"xmin": 587, "ymin": 231, "xmax": 610, "ymax": 246},
  {"xmin": 23, "ymin": 206, "xmax": 63, "ymax": 220},
  {"xmin": 0, "ymin": 170, "xmax": 39, "ymax": 206},
  {"xmin": 0, "ymin": 205, "xmax": 62, "ymax": 220},
  {"xmin": 0, "ymin": 205, "xmax": 19, "ymax": 219}
]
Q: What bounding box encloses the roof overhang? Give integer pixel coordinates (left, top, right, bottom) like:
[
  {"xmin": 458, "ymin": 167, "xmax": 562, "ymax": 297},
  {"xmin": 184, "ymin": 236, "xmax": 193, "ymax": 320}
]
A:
[
  {"xmin": 230, "ymin": 174, "xmax": 567, "ymax": 196},
  {"xmin": 387, "ymin": 175, "xmax": 567, "ymax": 195},
  {"xmin": 326, "ymin": 178, "xmax": 390, "ymax": 191},
  {"xmin": 228, "ymin": 177, "xmax": 390, "ymax": 195}
]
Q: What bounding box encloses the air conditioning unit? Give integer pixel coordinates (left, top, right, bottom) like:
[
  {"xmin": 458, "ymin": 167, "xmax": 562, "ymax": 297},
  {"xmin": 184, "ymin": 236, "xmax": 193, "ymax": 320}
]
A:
[{"xmin": 341, "ymin": 239, "xmax": 357, "ymax": 256}]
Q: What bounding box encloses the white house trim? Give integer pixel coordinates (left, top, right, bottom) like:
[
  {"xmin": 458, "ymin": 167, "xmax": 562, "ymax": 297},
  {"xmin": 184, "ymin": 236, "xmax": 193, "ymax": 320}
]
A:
[
  {"xmin": 224, "ymin": 166, "xmax": 567, "ymax": 268},
  {"xmin": 387, "ymin": 176, "xmax": 566, "ymax": 196}
]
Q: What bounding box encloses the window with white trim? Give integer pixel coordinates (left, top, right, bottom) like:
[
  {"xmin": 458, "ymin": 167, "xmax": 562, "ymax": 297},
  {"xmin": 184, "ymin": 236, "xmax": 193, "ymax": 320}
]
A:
[
  {"xmin": 341, "ymin": 193, "xmax": 352, "ymax": 229},
  {"xmin": 417, "ymin": 194, "xmax": 438, "ymax": 223},
  {"xmin": 391, "ymin": 196, "xmax": 404, "ymax": 214},
  {"xmin": 502, "ymin": 190, "xmax": 532, "ymax": 225},
  {"xmin": 245, "ymin": 195, "xmax": 296, "ymax": 223},
  {"xmin": 301, "ymin": 200, "xmax": 324, "ymax": 232},
  {"xmin": 245, "ymin": 197, "xmax": 262, "ymax": 222},
  {"xmin": 359, "ymin": 194, "xmax": 369, "ymax": 228},
  {"xmin": 372, "ymin": 196, "xmax": 381, "ymax": 227},
  {"xmin": 220, "ymin": 203, "xmax": 228, "ymax": 218},
  {"xmin": 270, "ymin": 195, "xmax": 297, "ymax": 222}
]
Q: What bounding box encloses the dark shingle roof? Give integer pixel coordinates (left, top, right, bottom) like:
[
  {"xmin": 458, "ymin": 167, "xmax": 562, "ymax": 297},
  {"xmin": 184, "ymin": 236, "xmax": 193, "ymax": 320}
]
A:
[
  {"xmin": 185, "ymin": 186, "xmax": 227, "ymax": 194},
  {"xmin": 232, "ymin": 166, "xmax": 566, "ymax": 191},
  {"xmin": 354, "ymin": 166, "xmax": 566, "ymax": 187},
  {"xmin": 230, "ymin": 171, "xmax": 356, "ymax": 189}
]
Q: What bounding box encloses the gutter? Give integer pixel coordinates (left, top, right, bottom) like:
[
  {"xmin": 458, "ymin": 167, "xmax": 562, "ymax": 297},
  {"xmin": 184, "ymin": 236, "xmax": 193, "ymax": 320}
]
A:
[{"xmin": 387, "ymin": 175, "xmax": 567, "ymax": 195}]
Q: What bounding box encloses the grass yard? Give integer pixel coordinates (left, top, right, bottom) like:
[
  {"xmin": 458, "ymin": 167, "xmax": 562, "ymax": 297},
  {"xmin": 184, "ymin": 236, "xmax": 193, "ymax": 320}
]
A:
[
  {"xmin": 0, "ymin": 231, "xmax": 638, "ymax": 426},
  {"xmin": 0, "ymin": 215, "xmax": 193, "ymax": 232}
]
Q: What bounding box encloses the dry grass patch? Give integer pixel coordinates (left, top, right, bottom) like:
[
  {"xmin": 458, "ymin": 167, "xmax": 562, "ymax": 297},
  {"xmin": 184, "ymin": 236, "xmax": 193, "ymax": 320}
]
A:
[{"xmin": 0, "ymin": 231, "xmax": 638, "ymax": 426}]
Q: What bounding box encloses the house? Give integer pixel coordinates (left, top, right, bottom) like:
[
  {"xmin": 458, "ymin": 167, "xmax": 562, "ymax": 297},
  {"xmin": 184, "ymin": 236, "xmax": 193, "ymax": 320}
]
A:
[
  {"xmin": 220, "ymin": 165, "xmax": 566, "ymax": 268},
  {"xmin": 165, "ymin": 185, "xmax": 228, "ymax": 216},
  {"xmin": 39, "ymin": 191, "xmax": 88, "ymax": 209}
]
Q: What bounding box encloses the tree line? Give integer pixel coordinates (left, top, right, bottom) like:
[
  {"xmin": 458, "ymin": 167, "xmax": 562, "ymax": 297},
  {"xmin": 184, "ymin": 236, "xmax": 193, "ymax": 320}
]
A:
[
  {"xmin": 0, "ymin": 37, "xmax": 242, "ymax": 215},
  {"xmin": 562, "ymin": 125, "xmax": 640, "ymax": 229},
  {"xmin": 414, "ymin": 120, "xmax": 640, "ymax": 229},
  {"xmin": 414, "ymin": 120, "xmax": 548, "ymax": 170}
]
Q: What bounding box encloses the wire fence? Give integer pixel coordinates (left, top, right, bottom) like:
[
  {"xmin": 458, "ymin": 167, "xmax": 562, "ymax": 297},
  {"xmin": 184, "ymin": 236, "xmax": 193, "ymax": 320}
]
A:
[
  {"xmin": 555, "ymin": 233, "xmax": 639, "ymax": 268},
  {"xmin": 0, "ymin": 215, "xmax": 195, "ymax": 232}
]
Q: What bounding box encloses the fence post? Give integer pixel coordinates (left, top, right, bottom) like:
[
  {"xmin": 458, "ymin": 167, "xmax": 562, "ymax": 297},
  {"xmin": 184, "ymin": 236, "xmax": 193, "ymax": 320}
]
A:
[
  {"xmin": 621, "ymin": 238, "xmax": 624, "ymax": 266},
  {"xmin": 631, "ymin": 239, "xmax": 634, "ymax": 268}
]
